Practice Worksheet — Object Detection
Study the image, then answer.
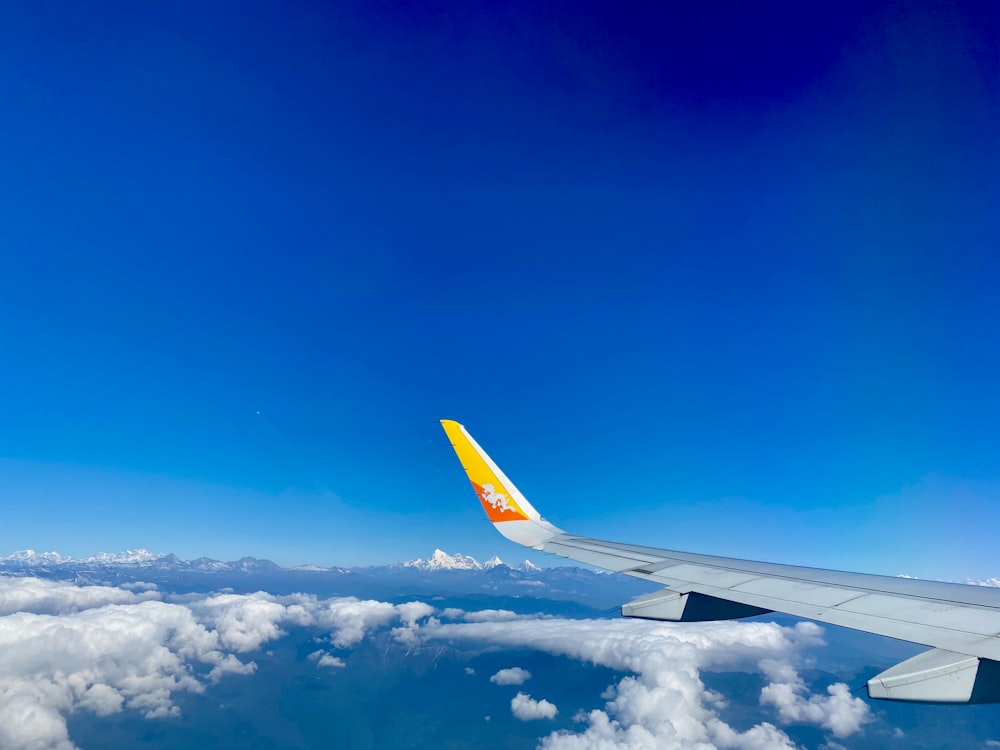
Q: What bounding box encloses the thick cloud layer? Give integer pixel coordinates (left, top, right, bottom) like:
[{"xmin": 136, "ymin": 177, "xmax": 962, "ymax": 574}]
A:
[
  {"xmin": 0, "ymin": 600, "xmax": 238, "ymax": 749},
  {"xmin": 0, "ymin": 579, "xmax": 433, "ymax": 750},
  {"xmin": 0, "ymin": 576, "xmax": 156, "ymax": 616},
  {"xmin": 418, "ymin": 616, "xmax": 871, "ymax": 749},
  {"xmin": 0, "ymin": 576, "xmax": 875, "ymax": 750}
]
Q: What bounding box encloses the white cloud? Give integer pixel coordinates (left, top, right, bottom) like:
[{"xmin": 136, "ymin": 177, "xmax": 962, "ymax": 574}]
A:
[
  {"xmin": 0, "ymin": 575, "xmax": 875, "ymax": 750},
  {"xmin": 491, "ymin": 667, "xmax": 531, "ymax": 685},
  {"xmin": 0, "ymin": 679, "xmax": 77, "ymax": 750},
  {"xmin": 463, "ymin": 608, "xmax": 521, "ymax": 622},
  {"xmin": 511, "ymin": 691, "xmax": 558, "ymax": 720},
  {"xmin": 314, "ymin": 597, "xmax": 400, "ymax": 647},
  {"xmin": 417, "ymin": 615, "xmax": 857, "ymax": 748},
  {"xmin": 465, "ymin": 666, "xmax": 476, "ymax": 675},
  {"xmin": 0, "ymin": 576, "xmax": 157, "ymax": 616},
  {"xmin": 120, "ymin": 581, "xmax": 158, "ymax": 592},
  {"xmin": 0, "ymin": 576, "xmax": 435, "ymax": 750},
  {"xmin": 309, "ymin": 650, "xmax": 346, "ymax": 669},
  {"xmin": 0, "ymin": 600, "xmax": 235, "ymax": 749},
  {"xmin": 396, "ymin": 601, "xmax": 435, "ymax": 625},
  {"xmin": 759, "ymin": 659, "xmax": 871, "ymax": 738},
  {"xmin": 390, "ymin": 600, "xmax": 436, "ymax": 645},
  {"xmin": 191, "ymin": 592, "xmax": 293, "ymax": 652},
  {"xmin": 418, "ymin": 617, "xmax": 804, "ymax": 675}
]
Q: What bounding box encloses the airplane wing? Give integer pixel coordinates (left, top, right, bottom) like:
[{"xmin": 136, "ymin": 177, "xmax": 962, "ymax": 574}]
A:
[{"xmin": 440, "ymin": 419, "xmax": 1000, "ymax": 704}]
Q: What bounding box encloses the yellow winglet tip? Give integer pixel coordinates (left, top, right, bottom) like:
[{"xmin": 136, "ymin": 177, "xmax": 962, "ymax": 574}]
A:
[
  {"xmin": 439, "ymin": 419, "xmax": 537, "ymax": 523},
  {"xmin": 440, "ymin": 419, "xmax": 465, "ymax": 446}
]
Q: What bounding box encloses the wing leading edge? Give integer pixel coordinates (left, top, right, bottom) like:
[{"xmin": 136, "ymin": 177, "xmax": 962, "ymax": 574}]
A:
[{"xmin": 440, "ymin": 420, "xmax": 1000, "ymax": 704}]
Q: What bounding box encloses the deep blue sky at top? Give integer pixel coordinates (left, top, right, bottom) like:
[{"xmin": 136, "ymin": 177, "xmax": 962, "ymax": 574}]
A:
[{"xmin": 1, "ymin": 0, "xmax": 997, "ymax": 572}]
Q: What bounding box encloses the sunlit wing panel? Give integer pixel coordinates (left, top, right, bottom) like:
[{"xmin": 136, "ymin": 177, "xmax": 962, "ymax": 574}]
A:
[{"xmin": 440, "ymin": 420, "xmax": 1000, "ymax": 702}]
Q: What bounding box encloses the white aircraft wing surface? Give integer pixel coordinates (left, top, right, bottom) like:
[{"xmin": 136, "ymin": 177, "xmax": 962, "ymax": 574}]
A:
[{"xmin": 441, "ymin": 420, "xmax": 1000, "ymax": 704}]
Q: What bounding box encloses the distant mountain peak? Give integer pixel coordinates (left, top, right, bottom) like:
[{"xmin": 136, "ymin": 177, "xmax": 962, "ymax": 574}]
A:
[
  {"xmin": 232, "ymin": 556, "xmax": 280, "ymax": 572},
  {"xmin": 399, "ymin": 550, "xmax": 544, "ymax": 572},
  {"xmin": 81, "ymin": 549, "xmax": 162, "ymax": 565},
  {"xmin": 483, "ymin": 555, "xmax": 505, "ymax": 569},
  {"xmin": 0, "ymin": 547, "xmax": 546, "ymax": 576},
  {"xmin": 0, "ymin": 549, "xmax": 278, "ymax": 573},
  {"xmin": 5, "ymin": 549, "xmax": 66, "ymax": 565},
  {"xmin": 403, "ymin": 549, "xmax": 483, "ymax": 570},
  {"xmin": 2, "ymin": 549, "xmax": 165, "ymax": 566}
]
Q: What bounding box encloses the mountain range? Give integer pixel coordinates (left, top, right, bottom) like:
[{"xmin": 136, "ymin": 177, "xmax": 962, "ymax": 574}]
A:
[
  {"xmin": 0, "ymin": 546, "xmax": 655, "ymax": 610},
  {"xmin": 0, "ymin": 547, "xmax": 543, "ymax": 573}
]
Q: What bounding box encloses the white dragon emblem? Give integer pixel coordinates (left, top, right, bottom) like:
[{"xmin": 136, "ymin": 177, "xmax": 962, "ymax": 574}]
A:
[{"xmin": 480, "ymin": 484, "xmax": 516, "ymax": 515}]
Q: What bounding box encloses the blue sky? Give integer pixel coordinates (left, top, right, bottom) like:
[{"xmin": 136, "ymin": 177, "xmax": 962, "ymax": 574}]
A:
[{"xmin": 1, "ymin": 0, "xmax": 998, "ymax": 575}]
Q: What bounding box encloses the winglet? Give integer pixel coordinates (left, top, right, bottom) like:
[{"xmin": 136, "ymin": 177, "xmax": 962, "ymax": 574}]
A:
[{"xmin": 440, "ymin": 420, "xmax": 562, "ymax": 549}]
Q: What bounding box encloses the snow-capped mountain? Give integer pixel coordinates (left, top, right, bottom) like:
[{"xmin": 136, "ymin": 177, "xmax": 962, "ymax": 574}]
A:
[
  {"xmin": 397, "ymin": 550, "xmax": 545, "ymax": 572},
  {"xmin": 483, "ymin": 555, "xmax": 505, "ymax": 569},
  {"xmin": 81, "ymin": 549, "xmax": 163, "ymax": 565},
  {"xmin": 4, "ymin": 549, "xmax": 167, "ymax": 567},
  {"xmin": 0, "ymin": 548, "xmax": 543, "ymax": 574},
  {"xmin": 0, "ymin": 549, "xmax": 543, "ymax": 573},
  {"xmin": 401, "ymin": 549, "xmax": 483, "ymax": 570},
  {"xmin": 3, "ymin": 550, "xmax": 68, "ymax": 565},
  {"xmin": 0, "ymin": 547, "xmax": 657, "ymax": 609},
  {"xmin": 0, "ymin": 549, "xmax": 281, "ymax": 573}
]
